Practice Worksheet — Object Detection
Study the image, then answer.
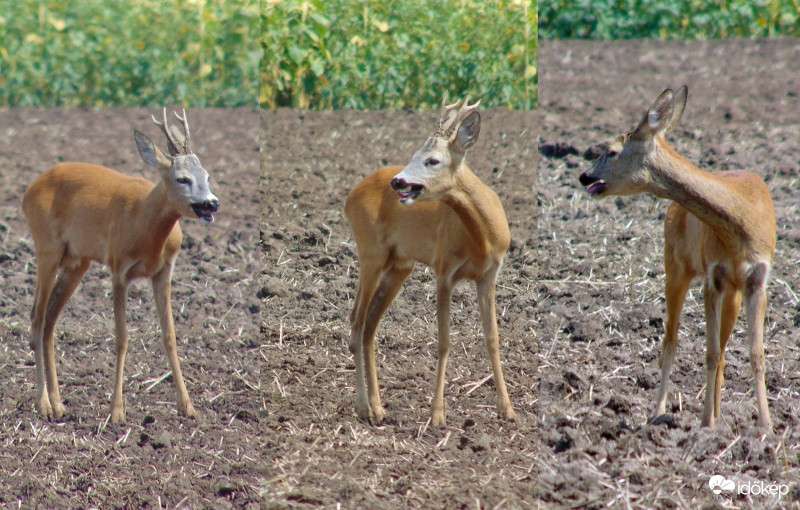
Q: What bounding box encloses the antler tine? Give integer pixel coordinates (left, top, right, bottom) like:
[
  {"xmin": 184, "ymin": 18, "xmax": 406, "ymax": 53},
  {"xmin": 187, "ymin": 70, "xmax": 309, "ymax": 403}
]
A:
[
  {"xmin": 149, "ymin": 107, "xmax": 166, "ymax": 132},
  {"xmin": 150, "ymin": 107, "xmax": 182, "ymax": 156},
  {"xmin": 434, "ymin": 96, "xmax": 466, "ymax": 138},
  {"xmin": 434, "ymin": 95, "xmax": 481, "ymax": 140},
  {"xmin": 458, "ymin": 97, "xmax": 481, "ymax": 118},
  {"xmin": 441, "ymin": 98, "xmax": 464, "ymax": 116},
  {"xmin": 439, "ymin": 95, "xmax": 462, "ymax": 111},
  {"xmin": 173, "ymin": 108, "xmax": 191, "ymax": 153}
]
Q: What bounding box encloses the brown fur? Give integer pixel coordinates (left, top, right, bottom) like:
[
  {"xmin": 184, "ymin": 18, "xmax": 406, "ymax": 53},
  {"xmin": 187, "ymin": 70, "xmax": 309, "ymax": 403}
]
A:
[
  {"xmin": 580, "ymin": 86, "xmax": 776, "ymax": 431},
  {"xmin": 344, "ymin": 101, "xmax": 515, "ymax": 426}
]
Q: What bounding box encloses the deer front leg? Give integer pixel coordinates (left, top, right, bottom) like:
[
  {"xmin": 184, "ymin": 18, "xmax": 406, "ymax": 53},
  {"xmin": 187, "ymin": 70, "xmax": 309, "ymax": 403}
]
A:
[
  {"xmin": 349, "ymin": 327, "xmax": 371, "ymax": 422},
  {"xmin": 110, "ymin": 278, "xmax": 130, "ymax": 423},
  {"xmin": 431, "ymin": 279, "xmax": 453, "ymax": 427},
  {"xmin": 477, "ymin": 275, "xmax": 515, "ymax": 421},
  {"xmin": 652, "ymin": 271, "xmax": 691, "ymax": 421},
  {"xmin": 745, "ymin": 262, "xmax": 772, "ymax": 432},
  {"xmin": 152, "ymin": 264, "xmax": 195, "ymax": 418}
]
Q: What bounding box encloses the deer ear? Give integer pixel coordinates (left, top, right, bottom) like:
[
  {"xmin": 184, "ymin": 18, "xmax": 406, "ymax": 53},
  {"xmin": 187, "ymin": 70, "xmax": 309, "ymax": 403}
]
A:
[
  {"xmin": 647, "ymin": 86, "xmax": 687, "ymax": 134},
  {"xmin": 647, "ymin": 89, "xmax": 675, "ymax": 132},
  {"xmin": 454, "ymin": 111, "xmax": 481, "ymax": 152},
  {"xmin": 662, "ymin": 85, "xmax": 687, "ymax": 132},
  {"xmin": 633, "ymin": 87, "xmax": 686, "ymax": 140},
  {"xmin": 135, "ymin": 129, "xmax": 171, "ymax": 169}
]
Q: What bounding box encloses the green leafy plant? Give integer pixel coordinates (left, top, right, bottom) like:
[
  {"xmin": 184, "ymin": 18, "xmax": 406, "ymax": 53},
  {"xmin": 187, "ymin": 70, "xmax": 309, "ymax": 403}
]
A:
[
  {"xmin": 540, "ymin": 0, "xmax": 800, "ymax": 39},
  {"xmin": 261, "ymin": 0, "xmax": 537, "ymax": 110},
  {"xmin": 0, "ymin": 0, "xmax": 259, "ymax": 107}
]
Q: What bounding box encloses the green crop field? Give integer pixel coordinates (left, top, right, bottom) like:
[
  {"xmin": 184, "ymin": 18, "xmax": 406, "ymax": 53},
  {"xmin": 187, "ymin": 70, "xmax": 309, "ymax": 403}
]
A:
[
  {"xmin": 0, "ymin": 0, "xmax": 259, "ymax": 107},
  {"xmin": 540, "ymin": 0, "xmax": 800, "ymax": 39},
  {"xmin": 261, "ymin": 0, "xmax": 537, "ymax": 110}
]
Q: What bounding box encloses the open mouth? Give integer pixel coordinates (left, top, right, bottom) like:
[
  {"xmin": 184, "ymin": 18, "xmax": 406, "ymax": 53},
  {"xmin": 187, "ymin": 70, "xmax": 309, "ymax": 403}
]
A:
[
  {"xmin": 192, "ymin": 203, "xmax": 217, "ymax": 222},
  {"xmin": 390, "ymin": 177, "xmax": 425, "ymax": 205},
  {"xmin": 397, "ymin": 184, "xmax": 424, "ymax": 204},
  {"xmin": 585, "ymin": 180, "xmax": 607, "ymax": 196},
  {"xmin": 578, "ymin": 172, "xmax": 607, "ymax": 197}
]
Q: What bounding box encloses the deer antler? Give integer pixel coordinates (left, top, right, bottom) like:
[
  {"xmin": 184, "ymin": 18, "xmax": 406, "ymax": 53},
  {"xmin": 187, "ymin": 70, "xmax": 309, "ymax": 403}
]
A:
[
  {"xmin": 173, "ymin": 109, "xmax": 192, "ymax": 154},
  {"xmin": 151, "ymin": 108, "xmax": 192, "ymax": 156},
  {"xmin": 433, "ymin": 96, "xmax": 481, "ymax": 141}
]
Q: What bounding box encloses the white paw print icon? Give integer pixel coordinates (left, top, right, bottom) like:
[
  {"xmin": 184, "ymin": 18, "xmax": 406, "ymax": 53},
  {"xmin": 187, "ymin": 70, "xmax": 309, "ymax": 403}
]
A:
[{"xmin": 709, "ymin": 475, "xmax": 735, "ymax": 495}]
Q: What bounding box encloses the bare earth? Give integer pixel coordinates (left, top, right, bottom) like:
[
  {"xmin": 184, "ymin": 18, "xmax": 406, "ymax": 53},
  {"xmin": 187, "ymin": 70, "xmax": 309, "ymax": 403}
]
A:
[
  {"xmin": 260, "ymin": 109, "xmax": 538, "ymax": 507},
  {"xmin": 0, "ymin": 108, "xmax": 261, "ymax": 508},
  {"xmin": 18, "ymin": 39, "xmax": 797, "ymax": 510},
  {"xmin": 537, "ymin": 39, "xmax": 800, "ymax": 509}
]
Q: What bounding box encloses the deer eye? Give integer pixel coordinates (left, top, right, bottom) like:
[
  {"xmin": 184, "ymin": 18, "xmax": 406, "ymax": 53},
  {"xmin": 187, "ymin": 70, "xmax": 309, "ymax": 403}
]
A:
[
  {"xmin": 425, "ymin": 157, "xmax": 440, "ymax": 166},
  {"xmin": 176, "ymin": 176, "xmax": 192, "ymax": 185},
  {"xmin": 607, "ymin": 150, "xmax": 619, "ymax": 158}
]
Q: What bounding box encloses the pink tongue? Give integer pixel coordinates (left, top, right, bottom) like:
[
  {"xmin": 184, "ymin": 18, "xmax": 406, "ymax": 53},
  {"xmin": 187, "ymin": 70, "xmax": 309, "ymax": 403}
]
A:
[{"xmin": 587, "ymin": 182, "xmax": 606, "ymax": 195}]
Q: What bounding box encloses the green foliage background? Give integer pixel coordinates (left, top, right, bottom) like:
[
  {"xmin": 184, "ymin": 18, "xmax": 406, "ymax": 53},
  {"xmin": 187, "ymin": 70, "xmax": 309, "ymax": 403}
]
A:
[
  {"xmin": 540, "ymin": 0, "xmax": 800, "ymax": 39},
  {"xmin": 0, "ymin": 0, "xmax": 259, "ymax": 107},
  {"xmin": 261, "ymin": 0, "xmax": 537, "ymax": 110}
]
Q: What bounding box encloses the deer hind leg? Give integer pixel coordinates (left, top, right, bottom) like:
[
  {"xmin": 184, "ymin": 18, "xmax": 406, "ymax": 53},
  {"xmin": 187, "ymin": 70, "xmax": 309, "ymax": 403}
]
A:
[
  {"xmin": 715, "ymin": 289, "xmax": 742, "ymax": 420},
  {"xmin": 152, "ymin": 263, "xmax": 195, "ymax": 419},
  {"xmin": 701, "ymin": 263, "xmax": 731, "ymax": 429},
  {"xmin": 745, "ymin": 261, "xmax": 772, "ymax": 431},
  {"xmin": 39, "ymin": 259, "xmax": 92, "ymax": 419},
  {"xmin": 361, "ymin": 262, "xmax": 414, "ymax": 423},
  {"xmin": 652, "ymin": 261, "xmax": 693, "ymax": 420},
  {"xmin": 477, "ymin": 273, "xmax": 515, "ymax": 421},
  {"xmin": 431, "ymin": 277, "xmax": 454, "ymax": 427},
  {"xmin": 30, "ymin": 255, "xmax": 61, "ymax": 419},
  {"xmin": 349, "ymin": 255, "xmax": 387, "ymax": 422}
]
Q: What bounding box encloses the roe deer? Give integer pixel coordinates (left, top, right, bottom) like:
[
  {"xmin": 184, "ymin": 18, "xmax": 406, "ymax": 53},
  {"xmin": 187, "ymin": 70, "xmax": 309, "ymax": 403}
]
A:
[
  {"xmin": 22, "ymin": 109, "xmax": 219, "ymax": 423},
  {"xmin": 344, "ymin": 98, "xmax": 515, "ymax": 426},
  {"xmin": 579, "ymin": 86, "xmax": 776, "ymax": 430}
]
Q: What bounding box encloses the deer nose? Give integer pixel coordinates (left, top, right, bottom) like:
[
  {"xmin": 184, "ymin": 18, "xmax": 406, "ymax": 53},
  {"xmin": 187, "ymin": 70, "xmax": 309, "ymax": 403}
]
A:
[
  {"xmin": 199, "ymin": 198, "xmax": 219, "ymax": 212},
  {"xmin": 579, "ymin": 172, "xmax": 597, "ymax": 186},
  {"xmin": 391, "ymin": 177, "xmax": 408, "ymax": 191}
]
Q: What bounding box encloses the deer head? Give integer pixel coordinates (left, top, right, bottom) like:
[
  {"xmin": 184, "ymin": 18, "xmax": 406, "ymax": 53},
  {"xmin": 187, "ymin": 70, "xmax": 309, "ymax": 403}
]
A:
[
  {"xmin": 134, "ymin": 108, "xmax": 219, "ymax": 222},
  {"xmin": 579, "ymin": 86, "xmax": 688, "ymax": 197},
  {"xmin": 391, "ymin": 97, "xmax": 481, "ymax": 205}
]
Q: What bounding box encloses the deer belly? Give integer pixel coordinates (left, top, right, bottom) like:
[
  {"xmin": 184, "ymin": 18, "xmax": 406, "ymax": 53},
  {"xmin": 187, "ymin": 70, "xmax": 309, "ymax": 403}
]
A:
[{"xmin": 62, "ymin": 231, "xmax": 108, "ymax": 266}]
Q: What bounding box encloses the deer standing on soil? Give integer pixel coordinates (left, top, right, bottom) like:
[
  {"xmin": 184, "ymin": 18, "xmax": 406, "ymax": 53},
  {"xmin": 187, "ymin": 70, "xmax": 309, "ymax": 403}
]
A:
[
  {"xmin": 344, "ymin": 98, "xmax": 515, "ymax": 426},
  {"xmin": 579, "ymin": 86, "xmax": 776, "ymax": 431},
  {"xmin": 22, "ymin": 109, "xmax": 219, "ymax": 423}
]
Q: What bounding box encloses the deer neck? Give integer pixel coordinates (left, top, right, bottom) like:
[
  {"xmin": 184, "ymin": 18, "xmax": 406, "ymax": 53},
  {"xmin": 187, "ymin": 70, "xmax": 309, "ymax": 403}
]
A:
[
  {"xmin": 140, "ymin": 181, "xmax": 183, "ymax": 246},
  {"xmin": 440, "ymin": 165, "xmax": 508, "ymax": 256},
  {"xmin": 647, "ymin": 138, "xmax": 750, "ymax": 244}
]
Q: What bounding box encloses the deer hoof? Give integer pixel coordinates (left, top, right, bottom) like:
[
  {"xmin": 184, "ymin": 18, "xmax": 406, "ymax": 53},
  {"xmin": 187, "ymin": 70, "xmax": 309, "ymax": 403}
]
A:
[
  {"xmin": 498, "ymin": 403, "xmax": 516, "ymax": 421},
  {"xmin": 430, "ymin": 409, "xmax": 446, "ymax": 427},
  {"xmin": 36, "ymin": 397, "xmax": 54, "ymax": 419},
  {"xmin": 179, "ymin": 399, "xmax": 196, "ymax": 418},
  {"xmin": 111, "ymin": 406, "xmax": 126, "ymax": 424},
  {"xmin": 370, "ymin": 405, "xmax": 386, "ymax": 424},
  {"xmin": 51, "ymin": 400, "xmax": 66, "ymax": 419}
]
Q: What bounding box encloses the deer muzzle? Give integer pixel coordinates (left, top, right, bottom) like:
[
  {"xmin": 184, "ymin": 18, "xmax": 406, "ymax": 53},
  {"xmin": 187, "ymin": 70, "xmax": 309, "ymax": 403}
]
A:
[
  {"xmin": 390, "ymin": 177, "xmax": 424, "ymax": 205},
  {"xmin": 191, "ymin": 198, "xmax": 219, "ymax": 222},
  {"xmin": 579, "ymin": 172, "xmax": 607, "ymax": 196}
]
